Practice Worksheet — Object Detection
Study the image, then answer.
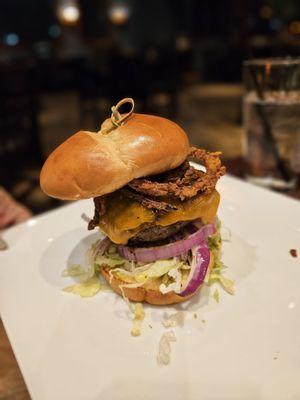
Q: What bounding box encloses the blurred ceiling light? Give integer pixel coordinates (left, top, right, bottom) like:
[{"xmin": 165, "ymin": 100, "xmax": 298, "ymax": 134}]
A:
[
  {"xmin": 289, "ymin": 21, "xmax": 300, "ymax": 35},
  {"xmin": 57, "ymin": 0, "xmax": 80, "ymax": 25},
  {"xmin": 3, "ymin": 33, "xmax": 19, "ymax": 46},
  {"xmin": 260, "ymin": 5, "xmax": 273, "ymax": 19},
  {"xmin": 108, "ymin": 3, "xmax": 130, "ymax": 25},
  {"xmin": 176, "ymin": 35, "xmax": 191, "ymax": 52}
]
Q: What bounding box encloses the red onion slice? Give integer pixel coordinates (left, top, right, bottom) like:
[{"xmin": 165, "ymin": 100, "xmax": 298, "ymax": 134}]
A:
[
  {"xmin": 179, "ymin": 244, "xmax": 210, "ymax": 296},
  {"xmin": 117, "ymin": 221, "xmax": 216, "ymax": 263},
  {"xmin": 94, "ymin": 236, "xmax": 111, "ymax": 257}
]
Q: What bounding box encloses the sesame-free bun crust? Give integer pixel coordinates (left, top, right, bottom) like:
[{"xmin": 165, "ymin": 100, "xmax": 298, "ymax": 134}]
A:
[
  {"xmin": 101, "ymin": 267, "xmax": 194, "ymax": 306},
  {"xmin": 40, "ymin": 113, "xmax": 190, "ymax": 200}
]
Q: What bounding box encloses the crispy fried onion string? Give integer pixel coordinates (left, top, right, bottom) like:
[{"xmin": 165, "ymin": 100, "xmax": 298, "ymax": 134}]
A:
[
  {"xmin": 88, "ymin": 147, "xmax": 226, "ymax": 230},
  {"xmin": 128, "ymin": 148, "xmax": 226, "ymax": 201}
]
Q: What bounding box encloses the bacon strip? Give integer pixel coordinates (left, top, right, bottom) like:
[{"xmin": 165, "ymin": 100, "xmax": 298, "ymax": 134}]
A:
[
  {"xmin": 88, "ymin": 196, "xmax": 107, "ymax": 230},
  {"xmin": 121, "ymin": 188, "xmax": 177, "ymax": 212}
]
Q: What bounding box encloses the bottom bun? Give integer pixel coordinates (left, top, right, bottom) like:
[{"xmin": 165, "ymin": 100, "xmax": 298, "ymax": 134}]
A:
[{"xmin": 101, "ymin": 268, "xmax": 195, "ymax": 306}]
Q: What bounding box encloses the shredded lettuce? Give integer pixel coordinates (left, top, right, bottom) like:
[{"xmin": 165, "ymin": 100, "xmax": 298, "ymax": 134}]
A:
[
  {"xmin": 62, "ymin": 247, "xmax": 96, "ymax": 283},
  {"xmin": 159, "ymin": 268, "xmax": 182, "ymax": 294},
  {"xmin": 131, "ymin": 303, "xmax": 145, "ymax": 336},
  {"xmin": 97, "ymin": 247, "xmax": 185, "ymax": 289},
  {"xmin": 207, "ymin": 222, "xmax": 235, "ymax": 296},
  {"xmin": 209, "ymin": 273, "xmax": 235, "ymax": 295},
  {"xmin": 208, "ymin": 230, "xmax": 222, "ymax": 258},
  {"xmin": 134, "ymin": 258, "xmax": 180, "ymax": 283},
  {"xmin": 62, "ymin": 242, "xmax": 108, "ymax": 295},
  {"xmin": 110, "ymin": 268, "xmax": 135, "ymax": 283},
  {"xmin": 213, "ymin": 288, "xmax": 220, "ymax": 302},
  {"xmin": 95, "ymin": 254, "xmax": 125, "ymax": 268},
  {"xmin": 220, "ymin": 276, "xmax": 235, "ymax": 295},
  {"xmin": 96, "ymin": 244, "xmax": 135, "ymax": 271},
  {"xmin": 63, "ymin": 276, "xmax": 103, "ymax": 297},
  {"xmin": 61, "ymin": 264, "xmax": 87, "ymax": 277},
  {"xmin": 62, "ymin": 219, "xmax": 234, "ymax": 301}
]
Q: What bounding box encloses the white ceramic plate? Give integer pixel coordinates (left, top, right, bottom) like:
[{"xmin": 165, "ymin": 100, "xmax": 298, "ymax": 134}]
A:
[{"xmin": 0, "ymin": 175, "xmax": 300, "ymax": 400}]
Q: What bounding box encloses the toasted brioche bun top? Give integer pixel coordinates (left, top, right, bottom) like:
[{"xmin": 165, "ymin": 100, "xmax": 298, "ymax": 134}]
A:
[{"xmin": 40, "ymin": 113, "xmax": 190, "ymax": 200}]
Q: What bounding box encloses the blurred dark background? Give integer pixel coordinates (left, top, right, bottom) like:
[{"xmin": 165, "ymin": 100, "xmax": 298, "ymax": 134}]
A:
[
  {"xmin": 1, "ymin": 0, "xmax": 300, "ymax": 213},
  {"xmin": 1, "ymin": 3, "xmax": 300, "ymax": 397}
]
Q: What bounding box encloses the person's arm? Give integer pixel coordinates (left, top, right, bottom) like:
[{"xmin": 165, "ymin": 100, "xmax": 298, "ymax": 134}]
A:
[{"xmin": 0, "ymin": 187, "xmax": 32, "ymax": 229}]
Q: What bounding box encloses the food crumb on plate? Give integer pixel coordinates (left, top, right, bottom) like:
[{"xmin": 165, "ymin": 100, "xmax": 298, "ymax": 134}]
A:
[
  {"xmin": 162, "ymin": 311, "xmax": 185, "ymax": 328},
  {"xmin": 202, "ymin": 319, "xmax": 206, "ymax": 323},
  {"xmin": 157, "ymin": 330, "xmax": 177, "ymax": 366},
  {"xmin": 193, "ymin": 313, "xmax": 197, "ymax": 319},
  {"xmin": 148, "ymin": 324, "xmax": 153, "ymax": 329},
  {"xmin": 131, "ymin": 303, "xmax": 145, "ymax": 336},
  {"xmin": 221, "ymin": 226, "xmax": 231, "ymax": 242},
  {"xmin": 273, "ymin": 350, "xmax": 280, "ymax": 360},
  {"xmin": 290, "ymin": 249, "xmax": 298, "ymax": 258}
]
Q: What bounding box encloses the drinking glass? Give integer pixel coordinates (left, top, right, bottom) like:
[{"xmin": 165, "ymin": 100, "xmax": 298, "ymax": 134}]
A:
[{"xmin": 243, "ymin": 58, "xmax": 300, "ymax": 190}]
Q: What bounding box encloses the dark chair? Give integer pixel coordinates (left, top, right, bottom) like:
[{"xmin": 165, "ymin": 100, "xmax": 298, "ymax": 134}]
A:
[
  {"xmin": 0, "ymin": 62, "xmax": 43, "ymax": 202},
  {"xmin": 141, "ymin": 45, "xmax": 180, "ymax": 118},
  {"xmin": 108, "ymin": 51, "xmax": 147, "ymax": 106},
  {"xmin": 77, "ymin": 53, "xmax": 113, "ymax": 129}
]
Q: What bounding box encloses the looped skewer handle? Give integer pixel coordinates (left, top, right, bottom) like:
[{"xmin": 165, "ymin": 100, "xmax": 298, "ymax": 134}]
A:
[
  {"xmin": 100, "ymin": 98, "xmax": 135, "ymax": 134},
  {"xmin": 111, "ymin": 97, "xmax": 135, "ymax": 127}
]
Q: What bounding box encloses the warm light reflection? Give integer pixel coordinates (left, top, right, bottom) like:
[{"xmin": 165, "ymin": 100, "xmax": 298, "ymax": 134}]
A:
[
  {"xmin": 260, "ymin": 5, "xmax": 273, "ymax": 19},
  {"xmin": 289, "ymin": 21, "xmax": 300, "ymax": 35},
  {"xmin": 27, "ymin": 219, "xmax": 37, "ymax": 227},
  {"xmin": 288, "ymin": 302, "xmax": 295, "ymax": 309},
  {"xmin": 57, "ymin": 0, "xmax": 80, "ymax": 25},
  {"xmin": 176, "ymin": 35, "xmax": 191, "ymax": 52},
  {"xmin": 108, "ymin": 4, "xmax": 130, "ymax": 25}
]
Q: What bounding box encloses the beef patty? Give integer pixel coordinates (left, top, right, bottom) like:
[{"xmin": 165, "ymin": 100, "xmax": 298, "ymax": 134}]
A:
[{"xmin": 129, "ymin": 220, "xmax": 189, "ymax": 244}]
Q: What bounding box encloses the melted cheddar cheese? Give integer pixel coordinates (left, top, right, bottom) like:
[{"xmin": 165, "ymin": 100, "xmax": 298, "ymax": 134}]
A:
[{"xmin": 99, "ymin": 190, "xmax": 220, "ymax": 244}]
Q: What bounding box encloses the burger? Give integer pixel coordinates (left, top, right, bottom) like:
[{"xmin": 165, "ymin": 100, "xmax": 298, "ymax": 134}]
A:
[{"xmin": 40, "ymin": 98, "xmax": 226, "ymax": 306}]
